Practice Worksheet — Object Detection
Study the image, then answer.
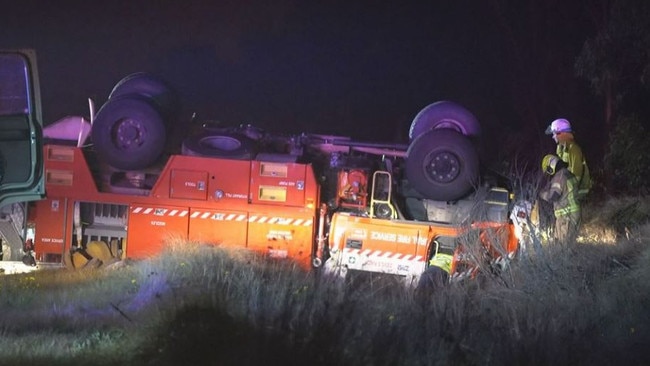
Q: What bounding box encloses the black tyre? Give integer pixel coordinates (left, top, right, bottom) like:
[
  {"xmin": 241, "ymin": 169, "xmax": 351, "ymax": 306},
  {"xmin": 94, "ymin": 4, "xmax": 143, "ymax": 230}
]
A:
[
  {"xmin": 108, "ymin": 72, "xmax": 180, "ymax": 122},
  {"xmin": 406, "ymin": 129, "xmax": 479, "ymax": 201},
  {"xmin": 415, "ymin": 266, "xmax": 449, "ymax": 293},
  {"xmin": 92, "ymin": 96, "xmax": 166, "ymax": 170},
  {"xmin": 409, "ymin": 101, "xmax": 481, "ymax": 141},
  {"xmin": 181, "ymin": 132, "xmax": 257, "ymax": 160}
]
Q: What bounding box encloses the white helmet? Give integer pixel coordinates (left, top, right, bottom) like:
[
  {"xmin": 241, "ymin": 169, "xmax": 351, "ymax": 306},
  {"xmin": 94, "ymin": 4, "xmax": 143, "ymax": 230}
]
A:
[{"xmin": 545, "ymin": 118, "xmax": 572, "ymax": 135}]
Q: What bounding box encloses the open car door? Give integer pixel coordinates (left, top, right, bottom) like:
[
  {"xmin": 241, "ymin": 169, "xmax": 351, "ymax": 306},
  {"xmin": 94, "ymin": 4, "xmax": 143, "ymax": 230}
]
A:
[{"xmin": 0, "ymin": 49, "xmax": 44, "ymax": 207}]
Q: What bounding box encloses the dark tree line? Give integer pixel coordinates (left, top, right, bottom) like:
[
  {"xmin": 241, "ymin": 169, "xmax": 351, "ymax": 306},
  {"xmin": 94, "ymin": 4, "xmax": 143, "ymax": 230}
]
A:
[
  {"xmin": 486, "ymin": 0, "xmax": 650, "ymax": 194},
  {"xmin": 575, "ymin": 0, "xmax": 650, "ymax": 194}
]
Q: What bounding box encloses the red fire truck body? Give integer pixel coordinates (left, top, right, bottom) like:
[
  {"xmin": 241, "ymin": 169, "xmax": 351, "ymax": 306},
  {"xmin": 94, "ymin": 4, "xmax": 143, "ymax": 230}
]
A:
[{"xmin": 32, "ymin": 144, "xmax": 320, "ymax": 269}]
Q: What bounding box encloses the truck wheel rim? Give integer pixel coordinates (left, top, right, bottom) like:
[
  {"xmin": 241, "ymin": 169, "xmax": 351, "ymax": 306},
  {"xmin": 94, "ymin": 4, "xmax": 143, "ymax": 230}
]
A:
[
  {"xmin": 113, "ymin": 118, "xmax": 145, "ymax": 150},
  {"xmin": 425, "ymin": 151, "xmax": 460, "ymax": 183}
]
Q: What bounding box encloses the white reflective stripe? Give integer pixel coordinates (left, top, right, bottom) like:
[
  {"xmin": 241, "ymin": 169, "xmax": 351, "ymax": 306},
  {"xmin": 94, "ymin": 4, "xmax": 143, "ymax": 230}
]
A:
[
  {"xmin": 343, "ymin": 247, "xmax": 425, "ymax": 262},
  {"xmin": 206, "ymin": 213, "xmax": 248, "ymax": 221},
  {"xmin": 133, "ymin": 207, "xmax": 189, "ymax": 216},
  {"xmin": 185, "ymin": 212, "xmax": 312, "ymax": 226}
]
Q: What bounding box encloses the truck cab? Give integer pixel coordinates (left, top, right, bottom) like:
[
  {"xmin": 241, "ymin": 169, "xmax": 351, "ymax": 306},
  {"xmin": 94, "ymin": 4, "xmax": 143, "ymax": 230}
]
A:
[
  {"xmin": 0, "ymin": 50, "xmax": 45, "ymax": 267},
  {"xmin": 323, "ymin": 164, "xmax": 519, "ymax": 285}
]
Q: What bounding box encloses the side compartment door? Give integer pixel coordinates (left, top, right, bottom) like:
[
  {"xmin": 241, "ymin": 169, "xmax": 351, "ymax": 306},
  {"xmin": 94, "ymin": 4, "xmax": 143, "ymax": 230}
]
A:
[
  {"xmin": 31, "ymin": 198, "xmax": 67, "ymax": 262},
  {"xmin": 188, "ymin": 208, "xmax": 248, "ymax": 247},
  {"xmin": 332, "ymin": 214, "xmax": 429, "ymax": 276},
  {"xmin": 0, "ymin": 50, "xmax": 44, "ymax": 207},
  {"xmin": 126, "ymin": 204, "xmax": 189, "ymax": 258}
]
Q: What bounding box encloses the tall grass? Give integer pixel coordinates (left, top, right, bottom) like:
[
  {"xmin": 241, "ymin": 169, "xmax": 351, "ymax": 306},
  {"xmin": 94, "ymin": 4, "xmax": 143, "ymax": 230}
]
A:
[{"xmin": 0, "ymin": 196, "xmax": 649, "ymax": 365}]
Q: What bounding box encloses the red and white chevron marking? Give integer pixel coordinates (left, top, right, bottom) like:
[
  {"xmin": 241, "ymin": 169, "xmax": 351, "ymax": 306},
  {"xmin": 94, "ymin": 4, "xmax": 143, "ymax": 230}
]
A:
[
  {"xmin": 191, "ymin": 211, "xmax": 313, "ymax": 226},
  {"xmin": 131, "ymin": 207, "xmax": 313, "ymax": 226},
  {"xmin": 343, "ymin": 247, "xmax": 425, "ymax": 262},
  {"xmin": 191, "ymin": 212, "xmax": 247, "ymax": 221},
  {"xmin": 247, "ymin": 215, "xmax": 313, "ymax": 226},
  {"xmin": 131, "ymin": 207, "xmax": 189, "ymax": 216}
]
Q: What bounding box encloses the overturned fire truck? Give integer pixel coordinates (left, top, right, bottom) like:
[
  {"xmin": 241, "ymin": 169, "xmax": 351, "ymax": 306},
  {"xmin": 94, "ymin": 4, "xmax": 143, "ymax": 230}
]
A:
[{"xmin": 1, "ymin": 54, "xmax": 519, "ymax": 284}]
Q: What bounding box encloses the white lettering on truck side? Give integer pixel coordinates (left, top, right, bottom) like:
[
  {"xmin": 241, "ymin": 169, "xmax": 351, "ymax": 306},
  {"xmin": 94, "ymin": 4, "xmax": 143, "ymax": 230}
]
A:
[
  {"xmin": 41, "ymin": 238, "xmax": 64, "ymax": 243},
  {"xmin": 397, "ymin": 234, "xmax": 411, "ymax": 243},
  {"xmin": 370, "ymin": 231, "xmax": 396, "ymax": 242},
  {"xmin": 225, "ymin": 192, "xmax": 248, "ymax": 199},
  {"xmin": 151, "ymin": 221, "xmax": 166, "ymax": 226},
  {"xmin": 366, "ymin": 231, "xmax": 428, "ymax": 245}
]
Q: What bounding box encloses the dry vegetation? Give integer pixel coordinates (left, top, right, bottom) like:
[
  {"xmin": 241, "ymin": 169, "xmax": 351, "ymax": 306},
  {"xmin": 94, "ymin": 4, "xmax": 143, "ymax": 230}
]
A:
[{"xmin": 0, "ymin": 196, "xmax": 649, "ymax": 366}]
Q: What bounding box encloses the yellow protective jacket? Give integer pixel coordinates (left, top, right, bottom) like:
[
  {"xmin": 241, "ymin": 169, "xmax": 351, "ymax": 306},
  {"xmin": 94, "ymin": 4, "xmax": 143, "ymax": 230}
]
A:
[
  {"xmin": 429, "ymin": 252, "xmax": 453, "ymax": 274},
  {"xmin": 539, "ymin": 168, "xmax": 581, "ymax": 218},
  {"xmin": 557, "ymin": 141, "xmax": 591, "ymax": 198}
]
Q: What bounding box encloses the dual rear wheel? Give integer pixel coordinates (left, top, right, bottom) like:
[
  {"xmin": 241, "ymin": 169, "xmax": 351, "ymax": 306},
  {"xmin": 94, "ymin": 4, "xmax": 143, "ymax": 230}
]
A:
[
  {"xmin": 406, "ymin": 101, "xmax": 481, "ymax": 201},
  {"xmin": 91, "ymin": 73, "xmax": 180, "ymax": 170}
]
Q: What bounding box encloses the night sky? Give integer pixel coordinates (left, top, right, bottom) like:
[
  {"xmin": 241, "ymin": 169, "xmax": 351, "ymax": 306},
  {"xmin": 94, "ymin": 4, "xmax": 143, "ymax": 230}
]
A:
[{"xmin": 3, "ymin": 1, "xmax": 604, "ymax": 166}]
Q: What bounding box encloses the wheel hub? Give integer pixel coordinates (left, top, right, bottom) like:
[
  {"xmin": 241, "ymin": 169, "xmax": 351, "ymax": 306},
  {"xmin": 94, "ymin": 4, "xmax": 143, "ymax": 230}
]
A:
[
  {"xmin": 426, "ymin": 152, "xmax": 460, "ymax": 183},
  {"xmin": 113, "ymin": 118, "xmax": 145, "ymax": 149}
]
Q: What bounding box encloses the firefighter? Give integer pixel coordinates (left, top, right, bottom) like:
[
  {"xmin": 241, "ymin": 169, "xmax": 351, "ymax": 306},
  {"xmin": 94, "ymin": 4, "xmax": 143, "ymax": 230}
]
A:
[
  {"xmin": 539, "ymin": 154, "xmax": 581, "ymax": 245},
  {"xmin": 428, "ymin": 251, "xmax": 453, "ymax": 277},
  {"xmin": 416, "ymin": 244, "xmax": 453, "ymax": 293},
  {"xmin": 545, "ymin": 118, "xmax": 592, "ymax": 200}
]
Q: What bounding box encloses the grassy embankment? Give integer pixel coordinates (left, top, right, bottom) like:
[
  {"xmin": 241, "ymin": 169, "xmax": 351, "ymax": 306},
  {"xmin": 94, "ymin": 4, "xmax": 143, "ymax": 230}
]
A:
[{"xmin": 0, "ymin": 196, "xmax": 649, "ymax": 366}]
